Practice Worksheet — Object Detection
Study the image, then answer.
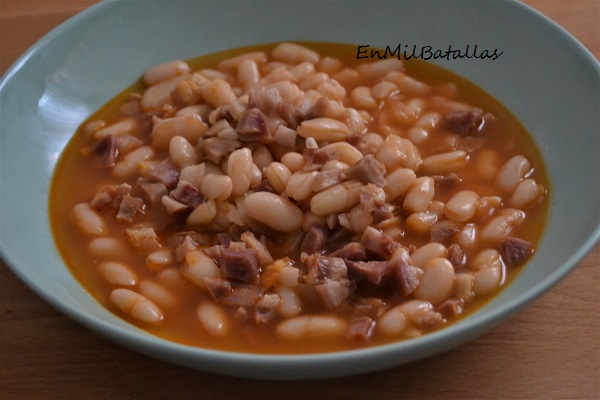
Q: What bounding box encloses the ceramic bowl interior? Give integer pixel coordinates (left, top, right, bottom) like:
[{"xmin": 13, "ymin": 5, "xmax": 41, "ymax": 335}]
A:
[{"xmin": 0, "ymin": 0, "xmax": 598, "ymax": 380}]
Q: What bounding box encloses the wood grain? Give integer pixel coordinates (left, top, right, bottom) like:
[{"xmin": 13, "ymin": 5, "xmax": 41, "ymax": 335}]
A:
[{"xmin": 0, "ymin": 1, "xmax": 598, "ymax": 398}]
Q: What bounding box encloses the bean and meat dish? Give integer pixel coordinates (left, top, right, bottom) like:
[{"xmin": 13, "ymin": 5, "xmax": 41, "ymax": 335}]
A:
[{"xmin": 50, "ymin": 42, "xmax": 549, "ymax": 353}]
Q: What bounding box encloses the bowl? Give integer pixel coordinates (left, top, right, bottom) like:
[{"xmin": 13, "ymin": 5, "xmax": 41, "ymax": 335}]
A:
[{"xmin": 0, "ymin": 0, "xmax": 598, "ymax": 380}]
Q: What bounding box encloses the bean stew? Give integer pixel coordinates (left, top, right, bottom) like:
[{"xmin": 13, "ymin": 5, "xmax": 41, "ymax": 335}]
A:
[{"xmin": 50, "ymin": 42, "xmax": 549, "ymax": 353}]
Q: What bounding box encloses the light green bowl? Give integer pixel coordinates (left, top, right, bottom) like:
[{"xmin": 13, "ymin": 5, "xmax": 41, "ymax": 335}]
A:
[{"xmin": 1, "ymin": 0, "xmax": 598, "ymax": 380}]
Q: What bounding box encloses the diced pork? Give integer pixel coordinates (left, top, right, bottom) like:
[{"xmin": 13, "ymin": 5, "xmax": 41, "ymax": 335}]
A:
[
  {"xmin": 443, "ymin": 108, "xmax": 484, "ymax": 135},
  {"xmin": 219, "ymin": 248, "xmax": 260, "ymax": 284},
  {"xmin": 90, "ymin": 184, "xmax": 132, "ymax": 210},
  {"xmin": 360, "ymin": 226, "xmax": 398, "ymax": 259},
  {"xmin": 346, "ymin": 260, "xmax": 390, "ymax": 285},
  {"xmin": 170, "ymin": 182, "xmax": 205, "ymax": 208},
  {"xmin": 500, "ymin": 236, "xmax": 533, "ymax": 267},
  {"xmin": 348, "ymin": 316, "xmax": 376, "ymax": 342},
  {"xmin": 235, "ymin": 108, "xmax": 271, "ymax": 143},
  {"xmin": 329, "ymin": 242, "xmax": 367, "ymax": 261},
  {"xmin": 314, "ymin": 280, "xmax": 353, "ymax": 310},
  {"xmin": 202, "ymin": 137, "xmax": 240, "ymax": 164},
  {"xmin": 93, "ymin": 134, "xmax": 118, "ymax": 167},
  {"xmin": 116, "ymin": 194, "xmax": 145, "ymax": 222},
  {"xmin": 203, "ymin": 277, "xmax": 232, "ymax": 301},
  {"xmin": 148, "ymin": 159, "xmax": 179, "ymax": 189},
  {"xmin": 300, "ymin": 224, "xmax": 329, "ymax": 255},
  {"xmin": 390, "ymin": 259, "xmax": 422, "ymax": 297},
  {"xmin": 254, "ymin": 293, "xmax": 281, "ymax": 324},
  {"xmin": 344, "ymin": 154, "xmax": 387, "ymax": 188},
  {"xmin": 303, "ymin": 254, "xmax": 348, "ymax": 284},
  {"xmin": 125, "ymin": 226, "xmax": 161, "ymax": 253},
  {"xmin": 135, "ymin": 178, "xmax": 168, "ymax": 204}
]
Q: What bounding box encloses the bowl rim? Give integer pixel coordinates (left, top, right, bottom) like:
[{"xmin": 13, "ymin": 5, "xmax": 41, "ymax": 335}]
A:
[{"xmin": 1, "ymin": 0, "xmax": 599, "ymax": 378}]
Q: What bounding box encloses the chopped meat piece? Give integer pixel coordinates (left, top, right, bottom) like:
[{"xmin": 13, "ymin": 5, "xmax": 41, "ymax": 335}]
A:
[
  {"xmin": 314, "ymin": 280, "xmax": 353, "ymax": 310},
  {"xmin": 312, "ymin": 169, "xmax": 343, "ymax": 192},
  {"xmin": 436, "ymin": 298, "xmax": 465, "ymax": 319},
  {"xmin": 202, "ymin": 137, "xmax": 240, "ymax": 164},
  {"xmin": 170, "ymin": 182, "xmax": 205, "ymax": 208},
  {"xmin": 329, "ymin": 242, "xmax": 367, "ymax": 261},
  {"xmin": 390, "ymin": 259, "xmax": 422, "ymax": 297},
  {"xmin": 430, "ymin": 221, "xmax": 460, "ymax": 244},
  {"xmin": 203, "ymin": 244, "xmax": 223, "ymax": 261},
  {"xmin": 273, "ymin": 124, "xmax": 297, "ymax": 148},
  {"xmin": 219, "ymin": 248, "xmax": 260, "ymax": 284},
  {"xmin": 235, "ymin": 108, "xmax": 271, "ymax": 143},
  {"xmin": 300, "ymin": 224, "xmax": 329, "ymax": 255},
  {"xmin": 500, "ymin": 237, "xmax": 533, "ymax": 267},
  {"xmin": 161, "ymin": 195, "xmax": 189, "ymax": 215},
  {"xmin": 279, "ymin": 102, "xmax": 299, "ymax": 129},
  {"xmin": 344, "ymin": 154, "xmax": 387, "ymax": 188},
  {"xmin": 443, "ymin": 108, "xmax": 484, "ymax": 135},
  {"xmin": 90, "ymin": 183, "xmax": 132, "ymax": 210},
  {"xmin": 93, "ymin": 135, "xmax": 118, "ymax": 167},
  {"xmin": 360, "ymin": 226, "xmax": 399, "ymax": 259},
  {"xmin": 135, "ymin": 178, "xmax": 168, "ymax": 204},
  {"xmin": 171, "ymin": 231, "xmax": 211, "ymax": 247},
  {"xmin": 353, "ymin": 297, "xmax": 385, "ymax": 319},
  {"xmin": 447, "ymin": 244, "xmax": 465, "ymax": 269},
  {"xmin": 240, "ymin": 231, "xmax": 273, "ymax": 267},
  {"xmin": 125, "ymin": 226, "xmax": 161, "ymax": 253},
  {"xmin": 412, "ymin": 308, "xmax": 445, "ymax": 330},
  {"xmin": 221, "ymin": 284, "xmax": 265, "ymax": 307},
  {"xmin": 174, "ymin": 235, "xmax": 199, "ymax": 262},
  {"xmin": 254, "ymin": 293, "xmax": 281, "ymax": 324},
  {"xmin": 148, "ymin": 159, "xmax": 179, "ymax": 189},
  {"xmin": 302, "ymin": 148, "xmax": 332, "ymax": 171},
  {"xmin": 348, "ymin": 316, "xmax": 376, "ymax": 342},
  {"xmin": 203, "ymin": 277, "xmax": 232, "ymax": 301},
  {"xmin": 303, "ymin": 254, "xmax": 348, "ymax": 284},
  {"xmin": 217, "ymin": 233, "xmax": 233, "ymax": 246},
  {"xmin": 373, "ymin": 204, "xmax": 394, "ymax": 224},
  {"xmin": 346, "ymin": 260, "xmax": 391, "ymax": 285},
  {"xmin": 433, "ymin": 173, "xmax": 462, "ymax": 193},
  {"xmin": 116, "ymin": 194, "xmax": 145, "ymax": 222},
  {"xmin": 253, "ymin": 87, "xmax": 283, "ymax": 115}
]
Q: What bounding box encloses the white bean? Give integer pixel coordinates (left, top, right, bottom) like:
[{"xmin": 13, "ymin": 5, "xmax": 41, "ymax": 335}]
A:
[
  {"xmin": 109, "ymin": 288, "xmax": 163, "ymax": 323},
  {"xmin": 496, "ymin": 155, "xmax": 531, "ymax": 193},
  {"xmin": 445, "ymin": 190, "xmax": 480, "ymax": 222},
  {"xmin": 138, "ymin": 280, "xmax": 176, "ymax": 307},
  {"xmin": 275, "ymin": 286, "xmax": 303, "ymax": 318},
  {"xmin": 297, "ymin": 118, "xmax": 349, "ymax": 143},
  {"xmin": 508, "ymin": 178, "xmax": 544, "ymax": 209},
  {"xmin": 145, "ymin": 248, "xmax": 174, "ymax": 270},
  {"xmin": 181, "ymin": 250, "xmax": 220, "ymax": 287},
  {"xmin": 151, "ymin": 115, "xmax": 207, "ymax": 150},
  {"xmin": 227, "ymin": 148, "xmax": 254, "ymax": 196},
  {"xmin": 413, "ymin": 258, "xmax": 455, "ymax": 305},
  {"xmin": 197, "ymin": 302, "xmax": 229, "ymax": 337},
  {"xmin": 88, "ymin": 237, "xmax": 127, "ymax": 257},
  {"xmin": 113, "ymin": 145, "xmax": 155, "ymax": 178},
  {"xmin": 71, "ymin": 203, "xmax": 107, "ymax": 236},
  {"xmin": 244, "ymin": 192, "xmax": 304, "ymax": 232},
  {"xmin": 99, "ymin": 261, "xmax": 137, "ymax": 286},
  {"xmin": 378, "ymin": 305, "xmax": 408, "ymax": 336},
  {"xmin": 410, "ymin": 242, "xmax": 448, "ymax": 269},
  {"xmin": 276, "ymin": 315, "xmax": 346, "ymax": 340},
  {"xmin": 143, "ymin": 60, "xmax": 190, "ymax": 86},
  {"xmin": 169, "ymin": 136, "xmax": 198, "ymax": 169},
  {"xmin": 480, "ymin": 208, "xmax": 524, "ymax": 244},
  {"xmin": 473, "ymin": 265, "xmax": 503, "ymax": 296},
  {"xmin": 403, "ymin": 176, "xmax": 435, "ymax": 213}
]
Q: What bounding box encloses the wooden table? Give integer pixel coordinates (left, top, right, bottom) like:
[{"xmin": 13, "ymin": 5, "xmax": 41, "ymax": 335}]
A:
[{"xmin": 1, "ymin": 1, "xmax": 598, "ymax": 398}]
